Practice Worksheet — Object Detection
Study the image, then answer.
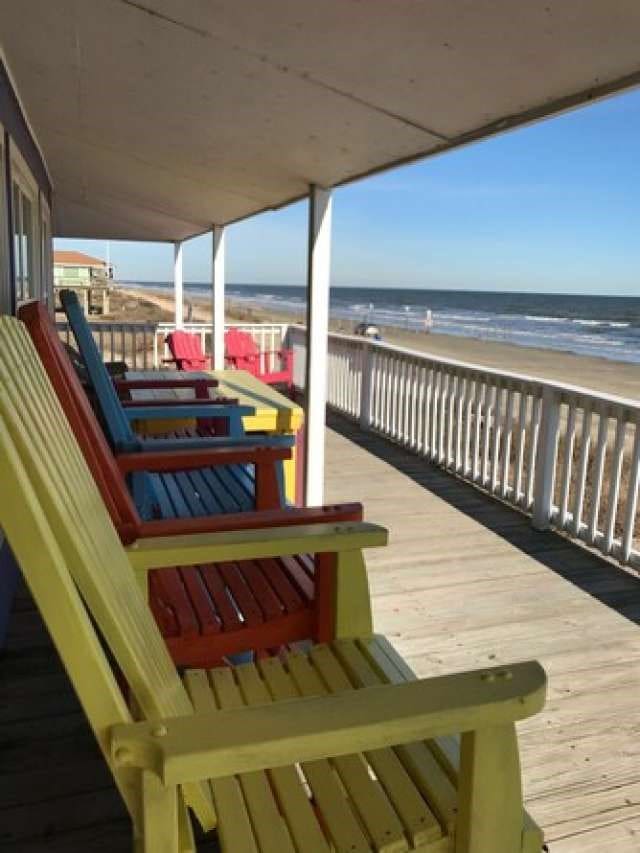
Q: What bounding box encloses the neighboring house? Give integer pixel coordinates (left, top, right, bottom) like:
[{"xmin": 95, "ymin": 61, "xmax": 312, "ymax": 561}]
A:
[
  {"xmin": 53, "ymin": 250, "xmax": 112, "ymax": 288},
  {"xmin": 53, "ymin": 250, "xmax": 113, "ymax": 313}
]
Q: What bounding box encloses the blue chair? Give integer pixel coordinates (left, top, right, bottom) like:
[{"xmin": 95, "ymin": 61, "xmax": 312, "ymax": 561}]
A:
[{"xmin": 58, "ymin": 290, "xmax": 292, "ymax": 515}]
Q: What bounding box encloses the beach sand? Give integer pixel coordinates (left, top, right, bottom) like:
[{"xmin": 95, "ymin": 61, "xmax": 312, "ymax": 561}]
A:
[{"xmin": 111, "ymin": 285, "xmax": 640, "ymax": 400}]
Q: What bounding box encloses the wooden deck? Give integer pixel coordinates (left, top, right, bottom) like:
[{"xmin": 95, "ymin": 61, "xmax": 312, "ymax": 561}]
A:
[{"xmin": 2, "ymin": 411, "xmax": 640, "ymax": 850}]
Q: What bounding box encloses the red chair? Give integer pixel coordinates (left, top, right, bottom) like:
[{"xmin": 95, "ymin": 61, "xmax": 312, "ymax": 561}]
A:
[
  {"xmin": 164, "ymin": 329, "xmax": 210, "ymax": 371},
  {"xmin": 225, "ymin": 328, "xmax": 293, "ymax": 391}
]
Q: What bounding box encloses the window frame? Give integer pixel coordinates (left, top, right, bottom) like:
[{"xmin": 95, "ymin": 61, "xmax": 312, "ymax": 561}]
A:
[{"xmin": 10, "ymin": 139, "xmax": 40, "ymax": 304}]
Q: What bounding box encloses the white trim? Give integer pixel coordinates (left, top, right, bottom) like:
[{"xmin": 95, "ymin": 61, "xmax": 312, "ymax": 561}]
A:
[
  {"xmin": 10, "ymin": 139, "xmax": 40, "ymax": 303},
  {"xmin": 212, "ymin": 225, "xmax": 225, "ymax": 370},
  {"xmin": 173, "ymin": 241, "xmax": 183, "ymax": 329}
]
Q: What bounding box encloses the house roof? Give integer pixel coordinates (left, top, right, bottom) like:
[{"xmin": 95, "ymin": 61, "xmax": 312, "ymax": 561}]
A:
[
  {"xmin": 53, "ymin": 251, "xmax": 106, "ymax": 267},
  {"xmin": 4, "ymin": 1, "xmax": 640, "ymax": 242}
]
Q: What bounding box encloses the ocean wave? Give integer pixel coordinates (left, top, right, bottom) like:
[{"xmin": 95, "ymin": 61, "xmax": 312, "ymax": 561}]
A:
[{"xmin": 524, "ymin": 315, "xmax": 567, "ymax": 323}]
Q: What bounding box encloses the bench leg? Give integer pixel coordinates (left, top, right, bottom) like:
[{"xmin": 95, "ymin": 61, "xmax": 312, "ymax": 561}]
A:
[
  {"xmin": 141, "ymin": 770, "xmax": 180, "ymax": 853},
  {"xmin": 456, "ymin": 724, "xmax": 524, "ymax": 853}
]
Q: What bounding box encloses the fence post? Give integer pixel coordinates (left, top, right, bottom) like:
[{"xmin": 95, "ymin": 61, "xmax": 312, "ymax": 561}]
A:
[
  {"xmin": 532, "ymin": 385, "xmax": 562, "ymax": 530},
  {"xmin": 359, "ymin": 341, "xmax": 373, "ymax": 430}
]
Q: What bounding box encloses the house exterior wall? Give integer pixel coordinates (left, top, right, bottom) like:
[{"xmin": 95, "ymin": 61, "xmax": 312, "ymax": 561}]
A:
[
  {"xmin": 54, "ymin": 264, "xmax": 92, "ymax": 286},
  {"xmin": 0, "ymin": 53, "xmax": 53, "ymax": 647}
]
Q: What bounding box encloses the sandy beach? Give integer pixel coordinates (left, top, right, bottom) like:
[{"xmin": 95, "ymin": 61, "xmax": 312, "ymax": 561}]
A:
[{"xmin": 111, "ymin": 284, "xmax": 640, "ymax": 400}]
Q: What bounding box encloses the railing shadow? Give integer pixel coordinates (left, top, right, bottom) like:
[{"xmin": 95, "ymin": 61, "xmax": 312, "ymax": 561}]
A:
[{"xmin": 326, "ymin": 409, "xmax": 640, "ymax": 628}]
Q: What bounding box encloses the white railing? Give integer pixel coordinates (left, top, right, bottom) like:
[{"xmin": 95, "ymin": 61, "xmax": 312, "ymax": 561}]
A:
[
  {"xmin": 56, "ymin": 320, "xmax": 289, "ymax": 371},
  {"xmin": 286, "ymin": 325, "xmax": 640, "ymax": 569},
  {"xmin": 57, "ymin": 320, "xmax": 156, "ymax": 369},
  {"xmin": 153, "ymin": 322, "xmax": 289, "ymax": 369}
]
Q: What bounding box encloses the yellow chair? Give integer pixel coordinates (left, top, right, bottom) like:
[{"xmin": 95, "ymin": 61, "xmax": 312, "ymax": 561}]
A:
[{"xmin": 0, "ymin": 316, "xmax": 546, "ymax": 853}]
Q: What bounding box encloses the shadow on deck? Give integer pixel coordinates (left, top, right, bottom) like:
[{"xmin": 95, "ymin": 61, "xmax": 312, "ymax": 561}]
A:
[{"xmin": 326, "ymin": 410, "xmax": 640, "ymax": 627}]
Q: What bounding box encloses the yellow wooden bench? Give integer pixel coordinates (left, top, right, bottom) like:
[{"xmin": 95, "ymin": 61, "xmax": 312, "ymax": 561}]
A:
[{"xmin": 0, "ymin": 315, "xmax": 546, "ymax": 852}]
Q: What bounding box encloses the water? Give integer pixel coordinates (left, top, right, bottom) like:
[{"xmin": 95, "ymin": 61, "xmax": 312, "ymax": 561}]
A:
[{"xmin": 123, "ymin": 281, "xmax": 640, "ymax": 365}]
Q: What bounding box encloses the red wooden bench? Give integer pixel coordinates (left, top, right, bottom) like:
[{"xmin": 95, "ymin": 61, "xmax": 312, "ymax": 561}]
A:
[{"xmin": 20, "ymin": 301, "xmax": 362, "ymax": 666}]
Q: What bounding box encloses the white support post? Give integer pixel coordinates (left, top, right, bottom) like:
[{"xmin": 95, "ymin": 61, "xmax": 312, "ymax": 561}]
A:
[
  {"xmin": 532, "ymin": 385, "xmax": 561, "ymax": 530},
  {"xmin": 304, "ymin": 185, "xmax": 333, "ymax": 507},
  {"xmin": 212, "ymin": 225, "xmax": 225, "ymax": 370},
  {"xmin": 173, "ymin": 241, "xmax": 184, "ymax": 329}
]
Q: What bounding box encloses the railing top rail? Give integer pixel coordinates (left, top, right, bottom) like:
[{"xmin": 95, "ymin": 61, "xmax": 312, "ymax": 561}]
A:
[
  {"xmin": 156, "ymin": 322, "xmax": 289, "ymax": 329},
  {"xmin": 289, "ymin": 324, "xmax": 640, "ymax": 414}
]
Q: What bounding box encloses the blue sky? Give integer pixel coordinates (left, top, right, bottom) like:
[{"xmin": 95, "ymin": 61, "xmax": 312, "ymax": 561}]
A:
[{"xmin": 56, "ymin": 88, "xmax": 640, "ymax": 296}]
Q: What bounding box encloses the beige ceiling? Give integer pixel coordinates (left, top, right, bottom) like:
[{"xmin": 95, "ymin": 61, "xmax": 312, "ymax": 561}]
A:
[{"xmin": 3, "ymin": 0, "xmax": 640, "ymax": 241}]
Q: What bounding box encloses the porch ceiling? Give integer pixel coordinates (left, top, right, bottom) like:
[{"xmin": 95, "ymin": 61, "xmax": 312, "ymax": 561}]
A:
[{"xmin": 4, "ymin": 0, "xmax": 640, "ymax": 241}]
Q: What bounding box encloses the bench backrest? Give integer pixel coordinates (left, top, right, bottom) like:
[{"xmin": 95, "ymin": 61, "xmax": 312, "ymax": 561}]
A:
[
  {"xmin": 18, "ymin": 301, "xmax": 141, "ymax": 543},
  {"xmin": 225, "ymin": 328, "xmax": 259, "ymax": 360},
  {"xmin": 166, "ymin": 330, "xmax": 208, "ymax": 369},
  {"xmin": 0, "ymin": 316, "xmax": 215, "ymax": 828},
  {"xmin": 59, "ymin": 289, "xmax": 138, "ymax": 449}
]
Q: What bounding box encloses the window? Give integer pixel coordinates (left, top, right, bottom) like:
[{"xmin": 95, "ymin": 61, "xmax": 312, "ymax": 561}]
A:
[{"xmin": 10, "ymin": 142, "xmax": 39, "ymax": 304}]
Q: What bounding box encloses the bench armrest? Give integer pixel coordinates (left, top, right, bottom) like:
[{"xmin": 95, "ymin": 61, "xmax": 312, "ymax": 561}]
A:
[
  {"xmin": 116, "ymin": 445, "xmax": 291, "ymax": 474},
  {"xmin": 115, "ymin": 378, "xmax": 219, "ymax": 392},
  {"xmin": 110, "ymin": 660, "xmax": 546, "ymax": 785},
  {"xmin": 121, "ymin": 396, "xmax": 238, "ymax": 409},
  {"xmin": 125, "ymin": 521, "xmax": 388, "ymax": 571},
  {"xmin": 136, "ymin": 433, "xmax": 295, "ymax": 453},
  {"xmin": 135, "ymin": 502, "xmax": 363, "ymax": 538},
  {"xmin": 124, "ymin": 403, "xmax": 254, "ymax": 421}
]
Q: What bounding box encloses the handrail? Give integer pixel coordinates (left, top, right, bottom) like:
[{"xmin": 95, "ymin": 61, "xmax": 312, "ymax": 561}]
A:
[
  {"xmin": 286, "ymin": 324, "xmax": 640, "ymax": 569},
  {"xmin": 55, "ymin": 320, "xmax": 290, "ymax": 371}
]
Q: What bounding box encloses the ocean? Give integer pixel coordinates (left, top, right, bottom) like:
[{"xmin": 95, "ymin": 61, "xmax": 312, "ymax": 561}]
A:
[{"xmin": 124, "ymin": 282, "xmax": 640, "ymax": 365}]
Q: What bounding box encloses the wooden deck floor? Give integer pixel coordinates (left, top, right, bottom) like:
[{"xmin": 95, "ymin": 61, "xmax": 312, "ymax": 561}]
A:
[{"xmin": 2, "ymin": 411, "xmax": 640, "ymax": 850}]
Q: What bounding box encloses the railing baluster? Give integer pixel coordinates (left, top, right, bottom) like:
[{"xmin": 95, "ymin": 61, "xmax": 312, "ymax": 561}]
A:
[
  {"xmin": 447, "ymin": 373, "xmax": 456, "ymax": 465},
  {"xmin": 572, "ymin": 406, "xmax": 593, "ymax": 538},
  {"xmin": 603, "ymin": 415, "xmax": 627, "ymax": 553},
  {"xmin": 500, "ymin": 388, "xmax": 514, "ymax": 498},
  {"xmin": 490, "ymin": 384, "xmax": 502, "ymax": 492},
  {"xmin": 514, "ymin": 391, "xmax": 527, "ymax": 505},
  {"xmin": 525, "ymin": 395, "xmax": 541, "ymax": 511},
  {"xmin": 558, "ymin": 401, "xmax": 578, "ymax": 528},
  {"xmin": 423, "ymin": 367, "xmax": 433, "ymax": 456},
  {"xmin": 587, "ymin": 409, "xmax": 609, "ymax": 544},
  {"xmin": 621, "ymin": 420, "xmax": 640, "ymax": 563},
  {"xmin": 431, "ymin": 370, "xmax": 441, "ymax": 461},
  {"xmin": 463, "ymin": 377, "xmax": 474, "ymax": 476},
  {"xmin": 438, "ymin": 372, "xmax": 448, "ymax": 462},
  {"xmin": 472, "ymin": 379, "xmax": 484, "ymax": 482},
  {"xmin": 482, "ymin": 382, "xmax": 495, "ymax": 486},
  {"xmin": 455, "ymin": 374, "xmax": 465, "ymax": 472}
]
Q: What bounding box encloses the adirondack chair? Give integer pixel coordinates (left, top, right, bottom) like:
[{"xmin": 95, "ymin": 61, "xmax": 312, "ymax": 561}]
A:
[
  {"xmin": 225, "ymin": 327, "xmax": 294, "ymax": 391},
  {"xmin": 57, "ymin": 290, "xmax": 297, "ymax": 517},
  {"xmin": 17, "ymin": 305, "xmax": 363, "ymax": 665},
  {"xmin": 0, "ymin": 315, "xmax": 546, "ymax": 852},
  {"xmin": 60, "ymin": 289, "xmax": 257, "ymax": 447},
  {"xmin": 165, "ymin": 329, "xmax": 211, "ymax": 371}
]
